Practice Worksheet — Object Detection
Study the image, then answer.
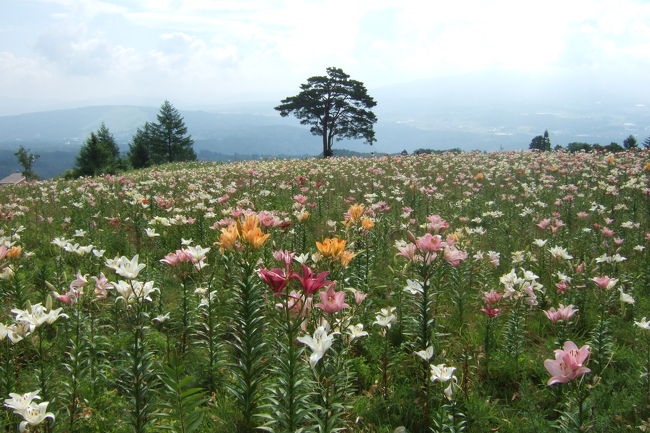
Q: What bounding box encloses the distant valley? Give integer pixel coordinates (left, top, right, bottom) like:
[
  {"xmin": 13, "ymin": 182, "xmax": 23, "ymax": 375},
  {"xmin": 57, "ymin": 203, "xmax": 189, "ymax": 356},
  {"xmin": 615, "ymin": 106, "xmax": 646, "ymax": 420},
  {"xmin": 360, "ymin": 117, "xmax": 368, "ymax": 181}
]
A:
[{"xmin": 1, "ymin": 72, "xmax": 648, "ymax": 178}]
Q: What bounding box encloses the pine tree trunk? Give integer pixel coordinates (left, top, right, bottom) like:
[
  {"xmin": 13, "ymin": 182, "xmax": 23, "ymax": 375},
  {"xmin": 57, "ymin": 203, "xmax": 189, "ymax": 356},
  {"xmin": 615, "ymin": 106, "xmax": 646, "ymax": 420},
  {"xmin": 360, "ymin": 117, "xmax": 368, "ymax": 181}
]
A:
[{"xmin": 322, "ymin": 130, "xmax": 332, "ymax": 158}]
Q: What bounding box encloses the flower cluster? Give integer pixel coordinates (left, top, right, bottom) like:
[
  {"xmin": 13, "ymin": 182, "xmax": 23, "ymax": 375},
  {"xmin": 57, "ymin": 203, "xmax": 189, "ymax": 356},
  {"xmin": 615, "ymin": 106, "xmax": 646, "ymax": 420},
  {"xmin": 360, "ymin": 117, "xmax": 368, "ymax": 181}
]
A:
[
  {"xmin": 0, "ymin": 304, "xmax": 66, "ymax": 344},
  {"xmin": 4, "ymin": 390, "xmax": 55, "ymax": 432}
]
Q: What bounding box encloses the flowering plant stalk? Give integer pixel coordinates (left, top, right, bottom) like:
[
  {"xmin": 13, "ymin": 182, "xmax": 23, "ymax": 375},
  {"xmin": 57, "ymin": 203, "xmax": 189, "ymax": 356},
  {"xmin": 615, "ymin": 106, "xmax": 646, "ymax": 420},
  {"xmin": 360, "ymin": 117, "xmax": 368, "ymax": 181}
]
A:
[
  {"xmin": 62, "ymin": 301, "xmax": 85, "ymax": 433},
  {"xmin": 108, "ymin": 256, "xmax": 159, "ymax": 433},
  {"xmin": 194, "ymin": 277, "xmax": 221, "ymax": 393},
  {"xmin": 310, "ymin": 345, "xmax": 353, "ymax": 433},
  {"xmin": 259, "ymin": 253, "xmax": 313, "ymax": 433},
  {"xmin": 544, "ymin": 341, "xmax": 593, "ymax": 431},
  {"xmin": 225, "ymin": 255, "xmax": 268, "ymax": 433},
  {"xmin": 373, "ymin": 307, "xmax": 396, "ymax": 400},
  {"xmin": 122, "ymin": 291, "xmax": 157, "ymax": 433}
]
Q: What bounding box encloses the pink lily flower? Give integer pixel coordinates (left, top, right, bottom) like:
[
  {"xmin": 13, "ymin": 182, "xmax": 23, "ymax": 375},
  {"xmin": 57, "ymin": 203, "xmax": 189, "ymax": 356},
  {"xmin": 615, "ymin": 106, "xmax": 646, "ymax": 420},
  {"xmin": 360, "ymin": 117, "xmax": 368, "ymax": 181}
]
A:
[
  {"xmin": 272, "ymin": 250, "xmax": 295, "ymax": 272},
  {"xmin": 395, "ymin": 243, "xmax": 418, "ymax": 261},
  {"xmin": 426, "ymin": 214, "xmax": 449, "ymax": 233},
  {"xmin": 591, "ymin": 276, "xmax": 617, "ymax": 289},
  {"xmin": 315, "ymin": 286, "xmax": 350, "ymax": 313},
  {"xmin": 483, "ymin": 291, "xmax": 503, "ymax": 306},
  {"xmin": 415, "ymin": 233, "xmax": 444, "ymax": 253},
  {"xmin": 443, "ymin": 247, "xmax": 468, "ymax": 267},
  {"xmin": 544, "ymin": 341, "xmax": 591, "ymax": 385},
  {"xmin": 544, "ymin": 304, "xmax": 578, "ymax": 322},
  {"xmin": 480, "ymin": 307, "xmax": 502, "ymax": 317}
]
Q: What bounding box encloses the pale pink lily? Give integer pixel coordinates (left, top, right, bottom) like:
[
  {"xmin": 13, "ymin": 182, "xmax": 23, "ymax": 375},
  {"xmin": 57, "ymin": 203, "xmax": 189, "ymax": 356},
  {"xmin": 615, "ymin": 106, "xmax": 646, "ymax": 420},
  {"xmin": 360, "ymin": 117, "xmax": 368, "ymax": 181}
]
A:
[
  {"xmin": 315, "ymin": 286, "xmax": 350, "ymax": 313},
  {"xmin": 415, "ymin": 233, "xmax": 444, "ymax": 253},
  {"xmin": 92, "ymin": 272, "xmax": 113, "ymax": 298},
  {"xmin": 591, "ymin": 276, "xmax": 618, "ymax": 289},
  {"xmin": 543, "ymin": 304, "xmax": 578, "ymax": 323},
  {"xmin": 544, "ymin": 341, "xmax": 591, "ymax": 385},
  {"xmin": 443, "ymin": 247, "xmax": 468, "ymax": 267}
]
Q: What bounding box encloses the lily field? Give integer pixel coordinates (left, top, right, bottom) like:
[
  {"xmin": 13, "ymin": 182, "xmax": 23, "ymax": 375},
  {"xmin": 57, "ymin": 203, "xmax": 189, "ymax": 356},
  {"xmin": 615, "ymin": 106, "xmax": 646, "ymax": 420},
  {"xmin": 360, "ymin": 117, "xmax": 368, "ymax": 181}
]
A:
[{"xmin": 0, "ymin": 150, "xmax": 649, "ymax": 433}]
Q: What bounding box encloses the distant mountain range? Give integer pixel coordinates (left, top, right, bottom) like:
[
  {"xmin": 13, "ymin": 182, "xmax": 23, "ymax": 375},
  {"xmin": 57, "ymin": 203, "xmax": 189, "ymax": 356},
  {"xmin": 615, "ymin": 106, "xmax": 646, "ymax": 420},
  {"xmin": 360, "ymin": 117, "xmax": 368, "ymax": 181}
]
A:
[{"xmin": 1, "ymin": 71, "xmax": 648, "ymax": 178}]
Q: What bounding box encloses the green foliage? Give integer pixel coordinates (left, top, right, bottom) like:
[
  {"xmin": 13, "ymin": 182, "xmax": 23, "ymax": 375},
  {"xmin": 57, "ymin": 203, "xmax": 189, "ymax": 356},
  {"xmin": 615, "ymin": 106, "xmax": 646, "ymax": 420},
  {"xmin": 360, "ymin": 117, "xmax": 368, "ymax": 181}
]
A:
[
  {"xmin": 118, "ymin": 308, "xmax": 158, "ymax": 433},
  {"xmin": 605, "ymin": 142, "xmax": 624, "ymax": 152},
  {"xmin": 74, "ymin": 123, "xmax": 121, "ymax": 177},
  {"xmin": 13, "ymin": 145, "xmax": 39, "ymax": 180},
  {"xmin": 128, "ymin": 122, "xmax": 155, "ymax": 169},
  {"xmin": 226, "ymin": 259, "xmax": 268, "ymax": 432},
  {"xmin": 275, "ymin": 67, "xmax": 377, "ymax": 158},
  {"xmin": 151, "ymin": 100, "xmax": 196, "ymax": 164},
  {"xmin": 529, "ymin": 130, "xmax": 551, "ymax": 151},
  {"xmin": 259, "ymin": 302, "xmax": 313, "ymax": 433},
  {"xmin": 0, "ymin": 150, "xmax": 648, "ymax": 433},
  {"xmin": 158, "ymin": 359, "xmax": 207, "ymax": 433},
  {"xmin": 566, "ymin": 142, "xmax": 592, "ymax": 152},
  {"xmin": 623, "ymin": 134, "xmax": 637, "ymax": 149},
  {"xmin": 128, "ymin": 101, "xmax": 196, "ymax": 168},
  {"xmin": 587, "ymin": 318, "xmax": 614, "ymax": 374},
  {"xmin": 311, "ymin": 350, "xmax": 355, "ymax": 433},
  {"xmin": 431, "ymin": 403, "xmax": 467, "ymax": 433}
]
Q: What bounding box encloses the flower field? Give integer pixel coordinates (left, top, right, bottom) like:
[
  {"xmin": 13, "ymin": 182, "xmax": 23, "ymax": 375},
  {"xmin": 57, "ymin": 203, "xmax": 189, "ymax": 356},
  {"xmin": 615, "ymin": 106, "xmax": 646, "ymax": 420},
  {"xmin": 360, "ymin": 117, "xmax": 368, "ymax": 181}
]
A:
[{"xmin": 0, "ymin": 150, "xmax": 648, "ymax": 433}]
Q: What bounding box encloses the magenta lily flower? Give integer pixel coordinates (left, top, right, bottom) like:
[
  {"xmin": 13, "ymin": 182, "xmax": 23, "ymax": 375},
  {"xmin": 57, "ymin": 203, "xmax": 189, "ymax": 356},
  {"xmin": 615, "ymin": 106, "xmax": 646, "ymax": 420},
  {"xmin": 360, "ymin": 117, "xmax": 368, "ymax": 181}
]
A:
[
  {"xmin": 258, "ymin": 268, "xmax": 293, "ymax": 295},
  {"xmin": 315, "ymin": 286, "xmax": 350, "ymax": 313},
  {"xmin": 292, "ymin": 264, "xmax": 333, "ymax": 295}
]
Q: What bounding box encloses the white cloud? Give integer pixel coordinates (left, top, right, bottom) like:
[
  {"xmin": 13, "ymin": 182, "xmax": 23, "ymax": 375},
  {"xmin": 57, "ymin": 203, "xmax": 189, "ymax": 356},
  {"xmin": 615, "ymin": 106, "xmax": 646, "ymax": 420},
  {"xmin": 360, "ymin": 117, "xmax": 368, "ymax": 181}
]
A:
[{"xmin": 3, "ymin": 0, "xmax": 650, "ymax": 110}]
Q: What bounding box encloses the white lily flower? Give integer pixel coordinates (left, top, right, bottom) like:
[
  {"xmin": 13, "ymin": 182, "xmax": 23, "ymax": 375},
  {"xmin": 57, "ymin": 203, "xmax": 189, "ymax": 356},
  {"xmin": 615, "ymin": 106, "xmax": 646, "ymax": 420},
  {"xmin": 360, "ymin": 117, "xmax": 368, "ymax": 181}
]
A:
[
  {"xmin": 153, "ymin": 313, "xmax": 170, "ymax": 324},
  {"xmin": 50, "ymin": 237, "xmax": 70, "ymax": 248},
  {"xmin": 114, "ymin": 280, "xmax": 159, "ymax": 303},
  {"xmin": 548, "ymin": 246, "xmax": 573, "ymax": 260},
  {"xmin": 4, "ymin": 390, "xmax": 41, "ymax": 413},
  {"xmin": 145, "ymin": 228, "xmax": 160, "ymax": 238},
  {"xmin": 297, "ymin": 326, "xmax": 335, "ymax": 368},
  {"xmin": 415, "ymin": 346, "xmax": 434, "ymax": 361},
  {"xmin": 618, "ymin": 288, "xmax": 635, "ymax": 305},
  {"xmin": 6, "ymin": 321, "xmax": 33, "ymax": 343},
  {"xmin": 346, "ymin": 323, "xmax": 368, "ymax": 340},
  {"xmin": 186, "ymin": 245, "xmax": 210, "ymax": 262},
  {"xmin": 18, "ymin": 401, "xmax": 55, "ymax": 432},
  {"xmin": 430, "ymin": 364, "xmax": 456, "ymax": 382},
  {"xmin": 12, "ymin": 304, "xmax": 66, "ymax": 328},
  {"xmin": 294, "ymin": 253, "xmax": 309, "ymax": 264},
  {"xmin": 635, "ymin": 317, "xmax": 650, "ymax": 330},
  {"xmin": 107, "ymin": 255, "xmax": 146, "ymax": 279},
  {"xmin": 374, "ymin": 307, "xmax": 397, "ymax": 328},
  {"xmin": 404, "ymin": 279, "xmax": 423, "ymax": 295},
  {"xmin": 443, "ymin": 382, "xmax": 456, "ymax": 400},
  {"xmin": 0, "ymin": 323, "xmax": 9, "ymax": 341}
]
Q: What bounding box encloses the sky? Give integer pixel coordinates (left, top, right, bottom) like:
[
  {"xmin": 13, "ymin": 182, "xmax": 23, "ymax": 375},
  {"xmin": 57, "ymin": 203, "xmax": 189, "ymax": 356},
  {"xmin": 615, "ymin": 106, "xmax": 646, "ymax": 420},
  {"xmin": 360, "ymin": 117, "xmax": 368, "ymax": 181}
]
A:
[{"xmin": 1, "ymin": 0, "xmax": 650, "ymax": 115}]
